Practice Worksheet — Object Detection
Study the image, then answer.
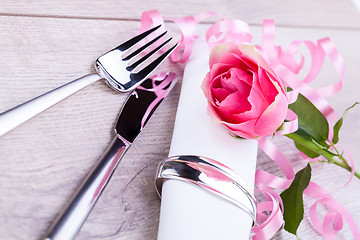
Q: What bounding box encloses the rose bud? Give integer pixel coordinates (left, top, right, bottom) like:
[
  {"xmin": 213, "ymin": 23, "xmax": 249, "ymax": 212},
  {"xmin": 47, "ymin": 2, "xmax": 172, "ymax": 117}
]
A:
[{"xmin": 201, "ymin": 43, "xmax": 288, "ymax": 139}]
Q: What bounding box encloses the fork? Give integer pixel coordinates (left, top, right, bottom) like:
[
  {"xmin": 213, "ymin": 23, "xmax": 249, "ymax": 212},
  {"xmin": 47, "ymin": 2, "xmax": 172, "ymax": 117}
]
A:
[{"xmin": 0, "ymin": 25, "xmax": 177, "ymax": 137}]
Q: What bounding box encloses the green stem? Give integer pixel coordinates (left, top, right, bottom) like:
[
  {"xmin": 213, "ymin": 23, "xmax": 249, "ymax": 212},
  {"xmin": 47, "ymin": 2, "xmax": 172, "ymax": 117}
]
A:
[
  {"xmin": 331, "ymin": 158, "xmax": 360, "ymax": 179},
  {"xmin": 286, "ymin": 133, "xmax": 360, "ymax": 180},
  {"xmin": 286, "ymin": 133, "xmax": 335, "ymax": 161},
  {"xmin": 328, "ymin": 142, "xmax": 360, "ymax": 179},
  {"xmin": 332, "ymin": 143, "xmax": 352, "ymax": 167}
]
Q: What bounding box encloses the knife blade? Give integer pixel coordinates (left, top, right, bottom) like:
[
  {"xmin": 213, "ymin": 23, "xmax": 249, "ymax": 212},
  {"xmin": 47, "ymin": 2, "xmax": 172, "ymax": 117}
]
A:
[{"xmin": 44, "ymin": 72, "xmax": 178, "ymax": 240}]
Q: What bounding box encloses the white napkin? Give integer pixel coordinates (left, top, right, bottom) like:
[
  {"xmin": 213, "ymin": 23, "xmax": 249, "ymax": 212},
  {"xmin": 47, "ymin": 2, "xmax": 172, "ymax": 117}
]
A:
[{"xmin": 157, "ymin": 38, "xmax": 258, "ymax": 240}]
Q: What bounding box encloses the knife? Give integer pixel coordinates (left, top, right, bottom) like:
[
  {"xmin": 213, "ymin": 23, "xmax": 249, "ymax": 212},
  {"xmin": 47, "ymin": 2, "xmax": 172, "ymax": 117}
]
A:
[{"xmin": 44, "ymin": 72, "xmax": 178, "ymax": 240}]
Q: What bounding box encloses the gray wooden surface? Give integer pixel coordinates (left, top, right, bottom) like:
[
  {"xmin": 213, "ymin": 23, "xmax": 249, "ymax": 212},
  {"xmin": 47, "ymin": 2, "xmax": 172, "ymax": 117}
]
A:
[{"xmin": 0, "ymin": 1, "xmax": 359, "ymax": 239}]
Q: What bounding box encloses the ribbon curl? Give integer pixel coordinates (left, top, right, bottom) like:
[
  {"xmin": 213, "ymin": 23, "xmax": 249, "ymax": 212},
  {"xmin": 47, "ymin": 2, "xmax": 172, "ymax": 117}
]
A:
[{"xmin": 138, "ymin": 10, "xmax": 359, "ymax": 240}]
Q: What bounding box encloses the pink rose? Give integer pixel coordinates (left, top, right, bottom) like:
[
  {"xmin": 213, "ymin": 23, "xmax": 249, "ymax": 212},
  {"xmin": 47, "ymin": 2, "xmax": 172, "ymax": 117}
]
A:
[{"xmin": 201, "ymin": 43, "xmax": 288, "ymax": 139}]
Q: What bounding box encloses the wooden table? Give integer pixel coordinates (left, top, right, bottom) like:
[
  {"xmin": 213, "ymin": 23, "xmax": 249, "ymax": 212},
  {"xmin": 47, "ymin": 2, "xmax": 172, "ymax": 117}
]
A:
[{"xmin": 1, "ymin": 1, "xmax": 360, "ymax": 239}]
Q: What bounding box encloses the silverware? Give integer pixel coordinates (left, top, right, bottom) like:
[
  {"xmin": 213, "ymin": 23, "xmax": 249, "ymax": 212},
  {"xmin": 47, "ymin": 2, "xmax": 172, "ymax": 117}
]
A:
[
  {"xmin": 44, "ymin": 72, "xmax": 178, "ymax": 240},
  {"xmin": 0, "ymin": 25, "xmax": 177, "ymax": 137}
]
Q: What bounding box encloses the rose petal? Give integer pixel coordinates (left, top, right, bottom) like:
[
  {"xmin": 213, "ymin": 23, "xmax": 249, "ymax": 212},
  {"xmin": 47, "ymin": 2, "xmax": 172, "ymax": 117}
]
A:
[
  {"xmin": 203, "ymin": 43, "xmax": 289, "ymax": 139},
  {"xmin": 219, "ymin": 73, "xmax": 238, "ymax": 93},
  {"xmin": 201, "ymin": 72, "xmax": 212, "ymax": 99},
  {"xmin": 238, "ymin": 44, "xmax": 277, "ymax": 76},
  {"xmin": 224, "ymin": 69, "xmax": 252, "ymax": 97},
  {"xmin": 265, "ymin": 69, "xmax": 287, "ymax": 96},
  {"xmin": 230, "ymin": 68, "xmax": 253, "ymax": 86},
  {"xmin": 221, "ymin": 52, "xmax": 253, "ymax": 70},
  {"xmin": 209, "ymin": 43, "xmax": 242, "ymax": 68},
  {"xmin": 206, "ymin": 104, "xmax": 227, "ymax": 124},
  {"xmin": 208, "ymin": 105, "xmax": 258, "ymax": 138},
  {"xmin": 219, "ymin": 91, "xmax": 251, "ymax": 114},
  {"xmin": 214, "ymin": 44, "xmax": 259, "ymax": 72},
  {"xmin": 210, "ymin": 62, "xmax": 234, "ymax": 80},
  {"xmin": 257, "ymin": 67, "xmax": 278, "ymax": 103},
  {"xmin": 224, "ymin": 119, "xmax": 259, "ymax": 139},
  {"xmin": 242, "ymin": 73, "xmax": 269, "ymax": 118},
  {"xmin": 210, "ymin": 53, "xmax": 251, "ymax": 79},
  {"xmin": 254, "ymin": 92, "xmax": 288, "ymax": 136},
  {"xmin": 212, "ymin": 87, "xmax": 232, "ymax": 103},
  {"xmin": 207, "ymin": 104, "xmax": 258, "ymax": 139}
]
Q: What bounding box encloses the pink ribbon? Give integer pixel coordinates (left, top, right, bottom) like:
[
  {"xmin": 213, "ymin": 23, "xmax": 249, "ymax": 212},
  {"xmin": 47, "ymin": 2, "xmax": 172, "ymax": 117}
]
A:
[
  {"xmin": 255, "ymin": 20, "xmax": 358, "ymax": 240},
  {"xmin": 138, "ymin": 10, "xmax": 359, "ymax": 240},
  {"xmin": 252, "ymin": 188, "xmax": 284, "ymax": 240},
  {"xmin": 305, "ymin": 182, "xmax": 360, "ymax": 239},
  {"xmin": 137, "ymin": 72, "xmax": 177, "ymax": 127},
  {"xmin": 205, "ymin": 19, "xmax": 252, "ymax": 47}
]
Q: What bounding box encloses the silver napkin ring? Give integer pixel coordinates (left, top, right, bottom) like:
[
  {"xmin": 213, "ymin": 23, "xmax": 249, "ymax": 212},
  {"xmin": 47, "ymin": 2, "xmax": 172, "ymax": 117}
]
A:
[{"xmin": 155, "ymin": 155, "xmax": 257, "ymax": 224}]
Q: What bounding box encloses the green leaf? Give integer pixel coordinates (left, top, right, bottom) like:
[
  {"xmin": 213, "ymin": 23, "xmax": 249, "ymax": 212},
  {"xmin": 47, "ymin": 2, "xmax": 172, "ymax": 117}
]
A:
[
  {"xmin": 294, "ymin": 142, "xmax": 320, "ymax": 158},
  {"xmin": 288, "ymin": 94, "xmax": 329, "ymax": 145},
  {"xmin": 333, "ymin": 102, "xmax": 359, "ymax": 144},
  {"xmin": 286, "ymin": 94, "xmax": 330, "ymax": 158},
  {"xmin": 280, "ymin": 164, "xmax": 312, "ymax": 235},
  {"xmin": 332, "ymin": 119, "xmax": 342, "ymax": 145},
  {"xmin": 286, "ymin": 131, "xmax": 337, "ymax": 160},
  {"xmin": 291, "ymin": 126, "xmax": 321, "ymax": 158}
]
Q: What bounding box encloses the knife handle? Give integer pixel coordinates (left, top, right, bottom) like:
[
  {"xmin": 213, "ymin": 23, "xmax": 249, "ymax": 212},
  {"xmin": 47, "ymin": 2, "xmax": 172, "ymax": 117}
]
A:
[
  {"xmin": 44, "ymin": 136, "xmax": 130, "ymax": 240},
  {"xmin": 0, "ymin": 73, "xmax": 101, "ymax": 137}
]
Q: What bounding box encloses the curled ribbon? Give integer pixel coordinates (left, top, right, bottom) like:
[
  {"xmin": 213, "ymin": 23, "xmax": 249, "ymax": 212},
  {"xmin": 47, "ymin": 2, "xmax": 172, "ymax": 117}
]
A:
[
  {"xmin": 255, "ymin": 20, "xmax": 359, "ymax": 240},
  {"xmin": 138, "ymin": 10, "xmax": 359, "ymax": 240}
]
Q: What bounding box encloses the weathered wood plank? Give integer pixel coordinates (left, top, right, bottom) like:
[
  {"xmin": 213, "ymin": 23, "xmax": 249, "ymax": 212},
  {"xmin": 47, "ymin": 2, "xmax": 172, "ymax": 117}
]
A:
[
  {"xmin": 0, "ymin": 0, "xmax": 360, "ymax": 29},
  {"xmin": 0, "ymin": 14, "xmax": 359, "ymax": 240},
  {"xmin": 0, "ymin": 15, "xmax": 180, "ymax": 240}
]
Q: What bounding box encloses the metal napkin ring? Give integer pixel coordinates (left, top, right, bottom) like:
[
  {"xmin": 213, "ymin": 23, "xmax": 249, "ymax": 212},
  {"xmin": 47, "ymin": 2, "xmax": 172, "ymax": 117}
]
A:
[{"xmin": 155, "ymin": 155, "xmax": 257, "ymax": 224}]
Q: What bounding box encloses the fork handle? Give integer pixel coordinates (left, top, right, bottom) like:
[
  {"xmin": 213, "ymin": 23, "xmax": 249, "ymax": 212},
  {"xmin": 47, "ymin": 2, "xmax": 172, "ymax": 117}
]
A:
[
  {"xmin": 0, "ymin": 73, "xmax": 101, "ymax": 137},
  {"xmin": 44, "ymin": 136, "xmax": 130, "ymax": 240}
]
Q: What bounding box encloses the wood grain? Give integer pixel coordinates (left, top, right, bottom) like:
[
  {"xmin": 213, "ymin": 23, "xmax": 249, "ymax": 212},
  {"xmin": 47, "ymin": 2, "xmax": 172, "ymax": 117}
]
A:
[
  {"xmin": 0, "ymin": 0, "xmax": 360, "ymax": 29},
  {"xmin": 0, "ymin": 1, "xmax": 359, "ymax": 239}
]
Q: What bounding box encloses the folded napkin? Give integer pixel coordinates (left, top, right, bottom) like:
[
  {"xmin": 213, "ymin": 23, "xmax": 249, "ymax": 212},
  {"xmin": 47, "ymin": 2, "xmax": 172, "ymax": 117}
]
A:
[{"xmin": 157, "ymin": 38, "xmax": 258, "ymax": 240}]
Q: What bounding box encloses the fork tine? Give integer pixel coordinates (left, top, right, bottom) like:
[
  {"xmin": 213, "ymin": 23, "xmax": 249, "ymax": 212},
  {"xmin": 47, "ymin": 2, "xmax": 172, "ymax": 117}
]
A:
[
  {"xmin": 116, "ymin": 24, "xmax": 161, "ymax": 51},
  {"xmin": 126, "ymin": 37, "xmax": 173, "ymax": 72},
  {"xmin": 129, "ymin": 43, "xmax": 178, "ymax": 83},
  {"xmin": 122, "ymin": 31, "xmax": 167, "ymax": 61}
]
